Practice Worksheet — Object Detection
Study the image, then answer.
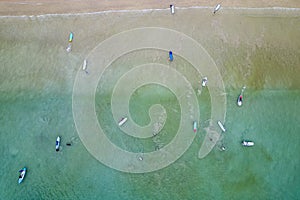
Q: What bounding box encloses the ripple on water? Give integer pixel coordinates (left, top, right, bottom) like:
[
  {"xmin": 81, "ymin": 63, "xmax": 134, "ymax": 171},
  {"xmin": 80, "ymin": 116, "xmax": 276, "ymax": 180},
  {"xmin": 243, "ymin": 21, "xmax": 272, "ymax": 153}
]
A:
[
  {"xmin": 9, "ymin": 146, "xmax": 19, "ymax": 157},
  {"xmin": 39, "ymin": 115, "xmax": 50, "ymax": 124}
]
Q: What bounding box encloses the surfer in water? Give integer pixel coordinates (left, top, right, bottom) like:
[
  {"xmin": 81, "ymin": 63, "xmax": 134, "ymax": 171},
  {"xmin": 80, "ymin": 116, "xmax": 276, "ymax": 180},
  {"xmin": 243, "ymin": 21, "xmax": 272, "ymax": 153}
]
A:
[
  {"xmin": 239, "ymin": 95, "xmax": 243, "ymax": 102},
  {"xmin": 237, "ymin": 86, "xmax": 246, "ymax": 107}
]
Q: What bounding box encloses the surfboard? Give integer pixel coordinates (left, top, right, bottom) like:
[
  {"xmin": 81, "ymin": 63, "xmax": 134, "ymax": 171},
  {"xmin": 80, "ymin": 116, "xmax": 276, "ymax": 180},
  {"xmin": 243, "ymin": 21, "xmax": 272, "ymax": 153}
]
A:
[
  {"xmin": 118, "ymin": 117, "xmax": 128, "ymax": 126},
  {"xmin": 193, "ymin": 121, "xmax": 197, "ymax": 132},
  {"xmin": 214, "ymin": 4, "xmax": 221, "ymax": 14},
  {"xmin": 82, "ymin": 59, "xmax": 87, "ymax": 71},
  {"xmin": 69, "ymin": 32, "xmax": 73, "ymax": 42},
  {"xmin": 217, "ymin": 121, "xmax": 226, "ymax": 132}
]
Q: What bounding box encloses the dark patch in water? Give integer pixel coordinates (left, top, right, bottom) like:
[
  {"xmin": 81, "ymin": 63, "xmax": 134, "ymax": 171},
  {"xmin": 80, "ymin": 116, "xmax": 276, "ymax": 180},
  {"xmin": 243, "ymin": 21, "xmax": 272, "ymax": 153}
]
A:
[
  {"xmin": 234, "ymin": 173, "xmax": 258, "ymax": 191},
  {"xmin": 260, "ymin": 147, "xmax": 273, "ymax": 162}
]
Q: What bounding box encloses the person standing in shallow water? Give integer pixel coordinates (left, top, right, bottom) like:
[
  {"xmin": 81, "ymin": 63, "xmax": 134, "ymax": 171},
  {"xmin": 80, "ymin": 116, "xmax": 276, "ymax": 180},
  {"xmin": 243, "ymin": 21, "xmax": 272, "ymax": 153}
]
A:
[{"xmin": 169, "ymin": 51, "xmax": 173, "ymax": 61}]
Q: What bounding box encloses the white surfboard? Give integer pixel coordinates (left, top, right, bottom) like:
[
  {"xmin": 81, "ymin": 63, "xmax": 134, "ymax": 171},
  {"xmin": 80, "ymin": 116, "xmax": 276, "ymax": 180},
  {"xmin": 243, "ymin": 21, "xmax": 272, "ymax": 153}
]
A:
[
  {"xmin": 118, "ymin": 117, "xmax": 128, "ymax": 126},
  {"xmin": 193, "ymin": 121, "xmax": 197, "ymax": 132},
  {"xmin": 82, "ymin": 59, "xmax": 87, "ymax": 71},
  {"xmin": 214, "ymin": 4, "xmax": 221, "ymax": 14},
  {"xmin": 217, "ymin": 121, "xmax": 226, "ymax": 132}
]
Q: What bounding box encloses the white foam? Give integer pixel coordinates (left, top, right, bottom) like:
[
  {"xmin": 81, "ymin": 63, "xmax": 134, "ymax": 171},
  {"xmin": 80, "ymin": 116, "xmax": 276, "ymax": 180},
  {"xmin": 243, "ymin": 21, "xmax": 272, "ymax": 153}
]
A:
[{"xmin": 0, "ymin": 6, "xmax": 299, "ymax": 19}]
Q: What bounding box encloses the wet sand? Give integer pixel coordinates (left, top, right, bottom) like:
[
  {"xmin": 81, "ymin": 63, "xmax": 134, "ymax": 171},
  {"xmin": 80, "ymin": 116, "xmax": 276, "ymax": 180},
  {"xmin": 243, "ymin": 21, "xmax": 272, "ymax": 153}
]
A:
[{"xmin": 0, "ymin": 0, "xmax": 300, "ymax": 16}]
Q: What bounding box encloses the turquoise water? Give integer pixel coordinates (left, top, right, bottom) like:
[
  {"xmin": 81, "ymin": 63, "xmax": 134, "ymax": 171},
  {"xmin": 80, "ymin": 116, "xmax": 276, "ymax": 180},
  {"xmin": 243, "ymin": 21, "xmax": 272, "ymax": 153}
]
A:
[{"xmin": 1, "ymin": 8, "xmax": 300, "ymax": 199}]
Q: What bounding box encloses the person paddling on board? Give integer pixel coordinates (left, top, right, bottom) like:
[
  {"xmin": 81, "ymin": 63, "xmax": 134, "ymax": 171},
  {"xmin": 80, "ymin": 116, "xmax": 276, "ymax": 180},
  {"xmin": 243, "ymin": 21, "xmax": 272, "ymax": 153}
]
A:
[
  {"xmin": 237, "ymin": 86, "xmax": 246, "ymax": 107},
  {"xmin": 239, "ymin": 95, "xmax": 243, "ymax": 101}
]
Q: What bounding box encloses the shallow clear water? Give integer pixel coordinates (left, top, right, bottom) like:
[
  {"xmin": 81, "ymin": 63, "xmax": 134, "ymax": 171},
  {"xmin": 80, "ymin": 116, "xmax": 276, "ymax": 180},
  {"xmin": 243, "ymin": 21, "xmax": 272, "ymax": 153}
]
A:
[{"xmin": 0, "ymin": 8, "xmax": 299, "ymax": 199}]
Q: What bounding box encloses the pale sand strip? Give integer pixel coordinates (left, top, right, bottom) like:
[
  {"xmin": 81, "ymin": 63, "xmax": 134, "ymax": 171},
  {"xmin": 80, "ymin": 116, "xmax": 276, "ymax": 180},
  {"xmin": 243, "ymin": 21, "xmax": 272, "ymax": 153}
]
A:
[{"xmin": 0, "ymin": 0, "xmax": 300, "ymax": 16}]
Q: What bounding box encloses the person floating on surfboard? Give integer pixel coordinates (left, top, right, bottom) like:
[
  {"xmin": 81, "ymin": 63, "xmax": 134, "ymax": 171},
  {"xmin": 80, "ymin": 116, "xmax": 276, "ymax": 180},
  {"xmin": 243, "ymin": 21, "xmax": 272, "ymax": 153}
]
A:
[
  {"xmin": 237, "ymin": 86, "xmax": 246, "ymax": 107},
  {"xmin": 193, "ymin": 121, "xmax": 197, "ymax": 133}
]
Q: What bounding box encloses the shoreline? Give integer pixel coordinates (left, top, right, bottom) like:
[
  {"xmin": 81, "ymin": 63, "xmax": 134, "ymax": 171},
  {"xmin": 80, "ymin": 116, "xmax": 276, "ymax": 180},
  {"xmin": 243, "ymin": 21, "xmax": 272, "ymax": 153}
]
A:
[
  {"xmin": 1, "ymin": 0, "xmax": 300, "ymax": 16},
  {"xmin": 1, "ymin": 6, "xmax": 300, "ymax": 19}
]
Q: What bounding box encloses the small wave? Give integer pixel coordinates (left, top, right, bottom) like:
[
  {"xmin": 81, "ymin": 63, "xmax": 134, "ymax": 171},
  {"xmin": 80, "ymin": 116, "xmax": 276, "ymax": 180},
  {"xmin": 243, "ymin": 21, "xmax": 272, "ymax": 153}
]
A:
[{"xmin": 0, "ymin": 6, "xmax": 299, "ymax": 19}]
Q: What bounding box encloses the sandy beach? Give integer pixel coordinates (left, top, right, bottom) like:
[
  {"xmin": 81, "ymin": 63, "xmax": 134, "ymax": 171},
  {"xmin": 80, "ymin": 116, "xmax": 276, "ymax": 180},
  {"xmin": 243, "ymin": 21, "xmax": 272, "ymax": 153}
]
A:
[{"xmin": 1, "ymin": 0, "xmax": 300, "ymax": 16}]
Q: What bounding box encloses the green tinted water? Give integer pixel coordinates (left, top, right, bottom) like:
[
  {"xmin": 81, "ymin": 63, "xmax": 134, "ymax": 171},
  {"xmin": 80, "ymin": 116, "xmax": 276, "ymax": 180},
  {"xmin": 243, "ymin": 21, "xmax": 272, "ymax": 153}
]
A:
[{"xmin": 0, "ymin": 8, "xmax": 299, "ymax": 199}]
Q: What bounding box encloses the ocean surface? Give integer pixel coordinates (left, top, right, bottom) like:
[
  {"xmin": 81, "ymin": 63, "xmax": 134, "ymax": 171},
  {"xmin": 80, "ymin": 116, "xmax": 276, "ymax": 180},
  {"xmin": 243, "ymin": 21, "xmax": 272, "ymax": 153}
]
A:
[{"xmin": 0, "ymin": 8, "xmax": 299, "ymax": 199}]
